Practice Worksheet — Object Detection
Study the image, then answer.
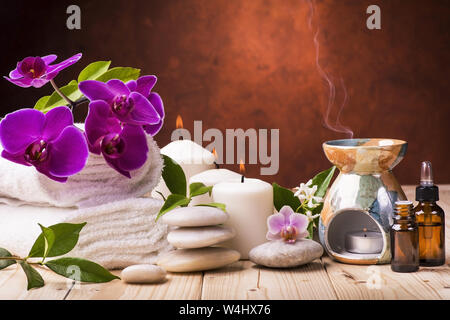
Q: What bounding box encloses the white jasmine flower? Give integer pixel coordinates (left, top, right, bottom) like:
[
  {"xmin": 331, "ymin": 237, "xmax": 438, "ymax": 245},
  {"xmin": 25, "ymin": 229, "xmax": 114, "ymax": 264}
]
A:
[
  {"xmin": 294, "ymin": 179, "xmax": 323, "ymax": 209},
  {"xmin": 305, "ymin": 210, "xmax": 321, "ymax": 226}
]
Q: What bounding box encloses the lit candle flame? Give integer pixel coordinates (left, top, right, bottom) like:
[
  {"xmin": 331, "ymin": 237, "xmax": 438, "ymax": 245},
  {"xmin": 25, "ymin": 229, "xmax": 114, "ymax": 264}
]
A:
[
  {"xmin": 212, "ymin": 148, "xmax": 217, "ymax": 159},
  {"xmin": 239, "ymin": 160, "xmax": 245, "ymax": 175},
  {"xmin": 176, "ymin": 115, "xmax": 183, "ymax": 129}
]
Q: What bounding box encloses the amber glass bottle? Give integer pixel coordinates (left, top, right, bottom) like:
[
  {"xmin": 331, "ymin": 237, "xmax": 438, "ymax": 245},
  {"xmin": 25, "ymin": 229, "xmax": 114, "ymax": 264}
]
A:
[
  {"xmin": 414, "ymin": 161, "xmax": 445, "ymax": 266},
  {"xmin": 391, "ymin": 201, "xmax": 419, "ymax": 273}
]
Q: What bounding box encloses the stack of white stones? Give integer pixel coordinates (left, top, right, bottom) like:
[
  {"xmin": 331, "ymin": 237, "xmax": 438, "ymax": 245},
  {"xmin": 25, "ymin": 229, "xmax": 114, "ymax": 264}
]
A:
[{"xmin": 157, "ymin": 206, "xmax": 240, "ymax": 272}]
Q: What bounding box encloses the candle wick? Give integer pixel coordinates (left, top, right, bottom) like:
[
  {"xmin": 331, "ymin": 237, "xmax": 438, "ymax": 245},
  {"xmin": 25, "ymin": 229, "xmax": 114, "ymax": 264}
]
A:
[
  {"xmin": 241, "ymin": 175, "xmax": 245, "ymax": 183},
  {"xmin": 214, "ymin": 161, "xmax": 219, "ymax": 169},
  {"xmin": 179, "ymin": 136, "xmax": 184, "ymax": 141}
]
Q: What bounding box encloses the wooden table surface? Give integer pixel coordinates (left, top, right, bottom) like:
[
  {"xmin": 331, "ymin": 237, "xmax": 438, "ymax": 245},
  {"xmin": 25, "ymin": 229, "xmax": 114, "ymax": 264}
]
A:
[{"xmin": 0, "ymin": 185, "xmax": 449, "ymax": 300}]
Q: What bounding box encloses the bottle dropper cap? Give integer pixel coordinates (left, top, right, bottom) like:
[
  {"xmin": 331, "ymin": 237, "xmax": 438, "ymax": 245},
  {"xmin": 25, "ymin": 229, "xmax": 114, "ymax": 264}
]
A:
[{"xmin": 416, "ymin": 161, "xmax": 439, "ymax": 201}]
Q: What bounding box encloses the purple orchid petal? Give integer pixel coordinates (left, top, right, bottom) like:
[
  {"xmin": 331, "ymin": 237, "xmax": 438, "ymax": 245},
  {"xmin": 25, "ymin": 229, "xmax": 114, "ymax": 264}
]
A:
[
  {"xmin": 279, "ymin": 206, "xmax": 294, "ymax": 224},
  {"xmin": 267, "ymin": 213, "xmax": 285, "ymax": 234},
  {"xmin": 42, "ymin": 106, "xmax": 74, "ymax": 142},
  {"xmin": 126, "ymin": 80, "xmax": 137, "ymax": 92},
  {"xmin": 41, "ymin": 54, "xmax": 57, "ymax": 65},
  {"xmin": 143, "ymin": 119, "xmax": 163, "ymax": 136},
  {"xmin": 8, "ymin": 68, "xmax": 22, "ymax": 79},
  {"xmin": 49, "ymin": 126, "xmax": 88, "ymax": 177},
  {"xmin": 44, "ymin": 53, "xmax": 82, "ymax": 80},
  {"xmin": 85, "ymin": 100, "xmax": 113, "ymax": 152},
  {"xmin": 1, "ymin": 150, "xmax": 31, "ymax": 166},
  {"xmin": 103, "ymin": 156, "xmax": 132, "ymax": 178},
  {"xmin": 128, "ymin": 92, "xmax": 160, "ymax": 125},
  {"xmin": 289, "ymin": 213, "xmax": 309, "ymax": 234},
  {"xmin": 35, "ymin": 163, "xmax": 68, "ymax": 182},
  {"xmin": 0, "ymin": 109, "xmax": 44, "ymax": 154},
  {"xmin": 115, "ymin": 125, "xmax": 148, "ymax": 171},
  {"xmin": 266, "ymin": 232, "xmax": 282, "ymax": 241},
  {"xmin": 30, "ymin": 78, "xmax": 52, "ymax": 88},
  {"xmin": 148, "ymin": 92, "xmax": 165, "ymax": 118},
  {"xmin": 135, "ymin": 75, "xmax": 157, "ymax": 97},
  {"xmin": 107, "ymin": 79, "xmax": 131, "ymax": 96},
  {"xmin": 3, "ymin": 76, "xmax": 34, "ymax": 88},
  {"xmin": 79, "ymin": 80, "xmax": 115, "ymax": 102}
]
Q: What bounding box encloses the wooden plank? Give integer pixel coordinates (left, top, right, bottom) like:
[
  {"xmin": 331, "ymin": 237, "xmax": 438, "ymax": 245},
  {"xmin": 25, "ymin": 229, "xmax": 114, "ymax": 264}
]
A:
[
  {"xmin": 322, "ymin": 256, "xmax": 443, "ymax": 300},
  {"xmin": 65, "ymin": 270, "xmax": 203, "ymax": 300},
  {"xmin": 258, "ymin": 259, "xmax": 337, "ymax": 299},
  {"xmin": 201, "ymin": 261, "xmax": 262, "ymax": 299},
  {"xmin": 0, "ymin": 264, "xmax": 70, "ymax": 300}
]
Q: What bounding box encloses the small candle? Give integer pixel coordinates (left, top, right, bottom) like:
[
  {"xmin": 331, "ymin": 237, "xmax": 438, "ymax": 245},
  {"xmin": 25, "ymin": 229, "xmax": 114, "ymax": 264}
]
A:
[
  {"xmin": 152, "ymin": 140, "xmax": 216, "ymax": 199},
  {"xmin": 345, "ymin": 228, "xmax": 383, "ymax": 254},
  {"xmin": 189, "ymin": 168, "xmax": 242, "ymax": 205},
  {"xmin": 212, "ymin": 177, "xmax": 274, "ymax": 259}
]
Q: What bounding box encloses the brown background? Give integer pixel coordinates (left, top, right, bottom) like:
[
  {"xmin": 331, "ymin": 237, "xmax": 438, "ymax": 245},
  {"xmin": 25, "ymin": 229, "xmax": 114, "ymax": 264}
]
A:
[{"xmin": 1, "ymin": 0, "xmax": 449, "ymax": 187}]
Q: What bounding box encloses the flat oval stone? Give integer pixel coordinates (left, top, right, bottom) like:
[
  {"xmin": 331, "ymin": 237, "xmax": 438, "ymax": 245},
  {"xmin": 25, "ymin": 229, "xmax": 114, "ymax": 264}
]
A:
[
  {"xmin": 157, "ymin": 247, "xmax": 240, "ymax": 272},
  {"xmin": 161, "ymin": 206, "xmax": 229, "ymax": 227},
  {"xmin": 249, "ymin": 239, "xmax": 324, "ymax": 268},
  {"xmin": 167, "ymin": 226, "xmax": 236, "ymax": 249},
  {"xmin": 121, "ymin": 264, "xmax": 166, "ymax": 284}
]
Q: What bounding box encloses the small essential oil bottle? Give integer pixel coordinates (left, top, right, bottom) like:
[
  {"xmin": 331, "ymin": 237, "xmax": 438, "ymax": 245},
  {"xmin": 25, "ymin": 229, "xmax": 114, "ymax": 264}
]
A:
[
  {"xmin": 390, "ymin": 200, "xmax": 419, "ymax": 273},
  {"xmin": 414, "ymin": 161, "xmax": 446, "ymax": 266}
]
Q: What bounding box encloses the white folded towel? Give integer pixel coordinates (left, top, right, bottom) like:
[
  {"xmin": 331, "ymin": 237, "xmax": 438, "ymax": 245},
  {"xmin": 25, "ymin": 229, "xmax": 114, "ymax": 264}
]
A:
[
  {"xmin": 0, "ymin": 198, "xmax": 172, "ymax": 269},
  {"xmin": 0, "ymin": 132, "xmax": 163, "ymax": 208}
]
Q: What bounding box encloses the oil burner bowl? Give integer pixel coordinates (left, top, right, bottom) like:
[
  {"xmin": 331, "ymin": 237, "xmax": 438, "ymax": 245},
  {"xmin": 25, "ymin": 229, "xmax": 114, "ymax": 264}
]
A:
[{"xmin": 319, "ymin": 138, "xmax": 408, "ymax": 265}]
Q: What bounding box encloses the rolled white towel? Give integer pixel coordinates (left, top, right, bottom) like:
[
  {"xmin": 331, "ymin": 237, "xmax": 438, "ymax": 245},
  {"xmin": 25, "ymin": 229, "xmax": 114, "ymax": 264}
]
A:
[
  {"xmin": 0, "ymin": 198, "xmax": 172, "ymax": 269},
  {"xmin": 0, "ymin": 130, "xmax": 163, "ymax": 208}
]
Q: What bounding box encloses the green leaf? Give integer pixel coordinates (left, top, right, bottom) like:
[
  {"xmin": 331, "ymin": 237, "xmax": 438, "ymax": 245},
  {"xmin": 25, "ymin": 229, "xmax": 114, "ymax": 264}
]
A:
[
  {"xmin": 78, "ymin": 61, "xmax": 111, "ymax": 82},
  {"xmin": 189, "ymin": 182, "xmax": 213, "ymax": 198},
  {"xmin": 28, "ymin": 222, "xmax": 87, "ymax": 258},
  {"xmin": 33, "ymin": 95, "xmax": 51, "ymax": 111},
  {"xmin": 272, "ymin": 183, "xmax": 301, "ymax": 212},
  {"xmin": 0, "ymin": 248, "xmax": 16, "ymax": 270},
  {"xmin": 161, "ymin": 155, "xmax": 187, "ymax": 196},
  {"xmin": 19, "ymin": 261, "xmax": 44, "ymax": 290},
  {"xmin": 156, "ymin": 194, "xmax": 191, "ymax": 221},
  {"xmin": 96, "ymin": 67, "xmax": 140, "ymax": 83},
  {"xmin": 196, "ymin": 203, "xmax": 227, "ymax": 212},
  {"xmin": 310, "ymin": 166, "xmax": 336, "ymax": 198},
  {"xmin": 45, "ymin": 257, "xmax": 119, "ymax": 283},
  {"xmin": 35, "ymin": 80, "xmax": 83, "ymax": 112},
  {"xmin": 38, "ymin": 224, "xmax": 55, "ymax": 261}
]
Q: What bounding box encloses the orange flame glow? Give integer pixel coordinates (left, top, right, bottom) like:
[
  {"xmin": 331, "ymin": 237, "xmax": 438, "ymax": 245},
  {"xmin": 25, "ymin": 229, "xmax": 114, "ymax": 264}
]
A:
[
  {"xmin": 212, "ymin": 148, "xmax": 217, "ymax": 159},
  {"xmin": 239, "ymin": 160, "xmax": 245, "ymax": 175},
  {"xmin": 176, "ymin": 115, "xmax": 183, "ymax": 129}
]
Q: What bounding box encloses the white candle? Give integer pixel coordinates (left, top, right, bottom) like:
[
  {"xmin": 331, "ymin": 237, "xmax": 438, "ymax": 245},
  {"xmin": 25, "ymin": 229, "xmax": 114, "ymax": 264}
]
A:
[
  {"xmin": 152, "ymin": 140, "xmax": 216, "ymax": 199},
  {"xmin": 212, "ymin": 178, "xmax": 274, "ymax": 259},
  {"xmin": 189, "ymin": 169, "xmax": 242, "ymax": 205},
  {"xmin": 345, "ymin": 229, "xmax": 383, "ymax": 254}
]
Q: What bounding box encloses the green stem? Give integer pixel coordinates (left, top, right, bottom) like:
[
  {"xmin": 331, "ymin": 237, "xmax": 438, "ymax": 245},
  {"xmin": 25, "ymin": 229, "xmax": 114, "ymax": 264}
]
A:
[
  {"xmin": 50, "ymin": 79, "xmax": 75, "ymax": 110},
  {"xmin": 0, "ymin": 256, "xmax": 22, "ymax": 261}
]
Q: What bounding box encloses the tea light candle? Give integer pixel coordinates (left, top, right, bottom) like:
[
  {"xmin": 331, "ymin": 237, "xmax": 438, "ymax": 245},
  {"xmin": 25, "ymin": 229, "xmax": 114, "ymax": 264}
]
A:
[
  {"xmin": 152, "ymin": 140, "xmax": 216, "ymax": 199},
  {"xmin": 212, "ymin": 177, "xmax": 273, "ymax": 259},
  {"xmin": 345, "ymin": 229, "xmax": 383, "ymax": 254},
  {"xmin": 189, "ymin": 168, "xmax": 242, "ymax": 205}
]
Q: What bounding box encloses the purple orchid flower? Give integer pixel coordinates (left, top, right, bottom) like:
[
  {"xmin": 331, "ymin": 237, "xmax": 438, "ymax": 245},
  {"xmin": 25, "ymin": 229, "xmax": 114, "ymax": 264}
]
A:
[
  {"xmin": 0, "ymin": 107, "xmax": 88, "ymax": 182},
  {"xmin": 266, "ymin": 205, "xmax": 309, "ymax": 243},
  {"xmin": 4, "ymin": 53, "xmax": 82, "ymax": 88},
  {"xmin": 78, "ymin": 75, "xmax": 162, "ymax": 131},
  {"xmin": 85, "ymin": 100, "xmax": 149, "ymax": 178}
]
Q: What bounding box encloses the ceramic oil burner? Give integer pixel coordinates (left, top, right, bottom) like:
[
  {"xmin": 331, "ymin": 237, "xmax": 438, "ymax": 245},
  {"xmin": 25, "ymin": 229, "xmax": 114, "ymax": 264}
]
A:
[{"xmin": 319, "ymin": 138, "xmax": 408, "ymax": 264}]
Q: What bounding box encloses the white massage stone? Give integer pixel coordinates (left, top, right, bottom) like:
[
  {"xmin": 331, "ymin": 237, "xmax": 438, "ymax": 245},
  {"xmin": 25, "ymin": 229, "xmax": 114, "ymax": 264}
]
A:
[
  {"xmin": 157, "ymin": 247, "xmax": 240, "ymax": 272},
  {"xmin": 161, "ymin": 206, "xmax": 228, "ymax": 227},
  {"xmin": 121, "ymin": 264, "xmax": 166, "ymax": 284},
  {"xmin": 167, "ymin": 226, "xmax": 235, "ymax": 249}
]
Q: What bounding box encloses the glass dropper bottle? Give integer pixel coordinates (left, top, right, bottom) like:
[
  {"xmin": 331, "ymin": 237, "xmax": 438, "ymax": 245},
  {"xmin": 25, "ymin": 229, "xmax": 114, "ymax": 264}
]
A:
[{"xmin": 414, "ymin": 161, "xmax": 446, "ymax": 266}]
